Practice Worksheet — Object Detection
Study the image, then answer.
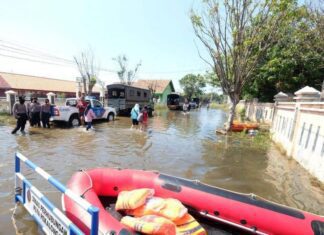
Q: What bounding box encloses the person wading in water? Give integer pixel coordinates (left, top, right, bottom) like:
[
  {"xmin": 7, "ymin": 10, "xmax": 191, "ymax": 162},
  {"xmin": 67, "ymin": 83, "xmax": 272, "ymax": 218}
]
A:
[
  {"xmin": 41, "ymin": 98, "xmax": 51, "ymax": 128},
  {"xmin": 130, "ymin": 103, "xmax": 140, "ymax": 130},
  {"xmin": 77, "ymin": 95, "xmax": 88, "ymax": 125},
  {"xmin": 29, "ymin": 97, "xmax": 41, "ymax": 127},
  {"xmin": 11, "ymin": 96, "xmax": 28, "ymax": 134}
]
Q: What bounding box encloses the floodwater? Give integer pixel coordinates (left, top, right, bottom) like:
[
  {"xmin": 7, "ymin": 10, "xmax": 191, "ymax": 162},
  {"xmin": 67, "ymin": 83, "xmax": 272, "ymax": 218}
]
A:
[{"xmin": 0, "ymin": 108, "xmax": 323, "ymax": 234}]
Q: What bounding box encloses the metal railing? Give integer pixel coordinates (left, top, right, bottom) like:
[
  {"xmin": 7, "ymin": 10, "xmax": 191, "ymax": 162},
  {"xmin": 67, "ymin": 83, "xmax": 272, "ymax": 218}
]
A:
[{"xmin": 14, "ymin": 152, "xmax": 99, "ymax": 235}]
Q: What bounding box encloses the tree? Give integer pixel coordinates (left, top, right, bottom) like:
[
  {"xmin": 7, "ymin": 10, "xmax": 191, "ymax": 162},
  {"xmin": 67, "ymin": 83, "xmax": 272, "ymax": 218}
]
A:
[
  {"xmin": 242, "ymin": 4, "xmax": 324, "ymax": 101},
  {"xmin": 147, "ymin": 80, "xmax": 158, "ymax": 102},
  {"xmin": 74, "ymin": 49, "xmax": 99, "ymax": 96},
  {"xmin": 204, "ymin": 71, "xmax": 219, "ymax": 87},
  {"xmin": 113, "ymin": 54, "xmax": 141, "ymax": 85},
  {"xmin": 191, "ymin": 0, "xmax": 293, "ymax": 130},
  {"xmin": 179, "ymin": 74, "xmax": 206, "ymax": 100},
  {"xmin": 201, "ymin": 92, "xmax": 225, "ymax": 103}
]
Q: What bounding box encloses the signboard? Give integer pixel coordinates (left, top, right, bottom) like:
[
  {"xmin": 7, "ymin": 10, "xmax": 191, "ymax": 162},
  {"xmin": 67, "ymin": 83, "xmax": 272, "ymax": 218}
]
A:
[{"xmin": 25, "ymin": 186, "xmax": 69, "ymax": 235}]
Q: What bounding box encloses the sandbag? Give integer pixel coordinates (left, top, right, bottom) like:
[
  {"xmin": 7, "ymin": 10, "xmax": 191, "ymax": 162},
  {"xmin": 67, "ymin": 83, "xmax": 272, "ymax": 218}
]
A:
[
  {"xmin": 157, "ymin": 198, "xmax": 188, "ymax": 221},
  {"xmin": 127, "ymin": 197, "xmax": 166, "ymax": 217},
  {"xmin": 115, "ymin": 188, "xmax": 154, "ymax": 210},
  {"xmin": 175, "ymin": 213, "xmax": 207, "ymax": 235},
  {"xmin": 127, "ymin": 197, "xmax": 187, "ymax": 221},
  {"xmin": 121, "ymin": 215, "xmax": 176, "ymax": 235}
]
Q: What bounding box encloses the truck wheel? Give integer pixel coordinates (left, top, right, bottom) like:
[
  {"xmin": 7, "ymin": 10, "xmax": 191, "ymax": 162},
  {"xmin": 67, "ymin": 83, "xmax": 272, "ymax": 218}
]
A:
[
  {"xmin": 107, "ymin": 113, "xmax": 115, "ymax": 122},
  {"xmin": 69, "ymin": 115, "xmax": 80, "ymax": 127}
]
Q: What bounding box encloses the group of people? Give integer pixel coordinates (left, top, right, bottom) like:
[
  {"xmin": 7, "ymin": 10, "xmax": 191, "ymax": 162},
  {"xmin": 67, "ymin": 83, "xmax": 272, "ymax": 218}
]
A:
[
  {"xmin": 130, "ymin": 104, "xmax": 149, "ymax": 130},
  {"xmin": 11, "ymin": 95, "xmax": 149, "ymax": 134},
  {"xmin": 11, "ymin": 96, "xmax": 52, "ymax": 134}
]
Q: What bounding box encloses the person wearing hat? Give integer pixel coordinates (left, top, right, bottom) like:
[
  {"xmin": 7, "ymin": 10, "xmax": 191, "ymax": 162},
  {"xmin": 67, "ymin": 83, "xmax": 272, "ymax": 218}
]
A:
[{"xmin": 11, "ymin": 96, "xmax": 29, "ymax": 134}]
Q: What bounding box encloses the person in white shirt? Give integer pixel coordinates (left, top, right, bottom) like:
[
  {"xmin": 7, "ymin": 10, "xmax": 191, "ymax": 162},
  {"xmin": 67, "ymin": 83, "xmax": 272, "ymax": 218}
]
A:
[{"xmin": 11, "ymin": 96, "xmax": 28, "ymax": 134}]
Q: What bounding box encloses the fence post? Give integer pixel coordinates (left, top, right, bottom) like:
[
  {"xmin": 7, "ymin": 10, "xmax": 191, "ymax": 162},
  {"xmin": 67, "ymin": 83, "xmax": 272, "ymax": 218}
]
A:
[
  {"xmin": 5, "ymin": 90, "xmax": 17, "ymax": 114},
  {"xmin": 89, "ymin": 206, "xmax": 99, "ymax": 235},
  {"xmin": 47, "ymin": 92, "xmax": 56, "ymax": 104},
  {"xmin": 15, "ymin": 153, "xmax": 20, "ymax": 202}
]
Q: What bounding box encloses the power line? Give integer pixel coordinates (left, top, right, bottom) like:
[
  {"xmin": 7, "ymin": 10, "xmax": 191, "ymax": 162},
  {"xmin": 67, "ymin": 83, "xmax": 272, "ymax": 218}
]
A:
[
  {"xmin": 0, "ymin": 45, "xmax": 74, "ymax": 65},
  {"xmin": 0, "ymin": 53, "xmax": 74, "ymax": 67},
  {"xmin": 0, "ymin": 39, "xmax": 74, "ymax": 64},
  {"xmin": 0, "ymin": 39, "xmax": 210, "ymax": 76}
]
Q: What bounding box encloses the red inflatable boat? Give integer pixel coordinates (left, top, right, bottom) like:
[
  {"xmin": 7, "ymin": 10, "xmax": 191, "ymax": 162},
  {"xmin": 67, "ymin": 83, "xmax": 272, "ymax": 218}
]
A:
[{"xmin": 63, "ymin": 168, "xmax": 324, "ymax": 235}]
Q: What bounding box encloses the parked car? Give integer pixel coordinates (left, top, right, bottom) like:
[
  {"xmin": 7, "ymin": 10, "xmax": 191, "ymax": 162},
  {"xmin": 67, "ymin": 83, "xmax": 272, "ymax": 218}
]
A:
[
  {"xmin": 51, "ymin": 98, "xmax": 116, "ymax": 126},
  {"xmin": 189, "ymin": 101, "xmax": 198, "ymax": 109}
]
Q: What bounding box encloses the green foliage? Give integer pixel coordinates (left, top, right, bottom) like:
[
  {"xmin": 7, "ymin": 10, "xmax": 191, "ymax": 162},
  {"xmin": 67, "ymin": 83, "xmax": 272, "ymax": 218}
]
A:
[
  {"xmin": 191, "ymin": 0, "xmax": 299, "ymax": 131},
  {"xmin": 204, "ymin": 71, "xmax": 220, "ymax": 87},
  {"xmin": 243, "ymin": 4, "xmax": 324, "ymax": 101},
  {"xmin": 90, "ymin": 76, "xmax": 96, "ymax": 86},
  {"xmin": 179, "ymin": 74, "xmax": 206, "ymax": 99}
]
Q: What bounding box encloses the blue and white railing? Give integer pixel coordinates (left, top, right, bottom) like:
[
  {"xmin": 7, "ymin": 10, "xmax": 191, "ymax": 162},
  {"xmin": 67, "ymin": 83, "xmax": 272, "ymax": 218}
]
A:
[{"xmin": 14, "ymin": 152, "xmax": 99, "ymax": 235}]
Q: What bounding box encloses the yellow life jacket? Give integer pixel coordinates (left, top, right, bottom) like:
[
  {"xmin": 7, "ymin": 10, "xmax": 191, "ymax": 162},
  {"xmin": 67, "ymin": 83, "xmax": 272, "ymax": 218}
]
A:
[
  {"xmin": 175, "ymin": 213, "xmax": 207, "ymax": 235},
  {"xmin": 115, "ymin": 188, "xmax": 154, "ymax": 210},
  {"xmin": 121, "ymin": 215, "xmax": 176, "ymax": 235}
]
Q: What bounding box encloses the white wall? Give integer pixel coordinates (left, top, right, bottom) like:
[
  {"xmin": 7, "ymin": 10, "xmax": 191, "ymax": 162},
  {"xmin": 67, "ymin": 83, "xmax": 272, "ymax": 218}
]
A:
[
  {"xmin": 241, "ymin": 100, "xmax": 324, "ymax": 182},
  {"xmin": 251, "ymin": 101, "xmax": 324, "ymax": 182}
]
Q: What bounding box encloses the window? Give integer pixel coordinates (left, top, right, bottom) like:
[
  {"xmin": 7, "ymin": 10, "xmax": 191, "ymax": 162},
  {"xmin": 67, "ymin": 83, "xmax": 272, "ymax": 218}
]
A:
[
  {"xmin": 144, "ymin": 92, "xmax": 147, "ymax": 98},
  {"xmin": 92, "ymin": 100, "xmax": 102, "ymax": 108},
  {"xmin": 66, "ymin": 99, "xmax": 77, "ymax": 107},
  {"xmin": 137, "ymin": 91, "xmax": 141, "ymax": 97},
  {"xmin": 129, "ymin": 90, "xmax": 134, "ymax": 96},
  {"xmin": 108, "ymin": 89, "xmax": 125, "ymax": 98}
]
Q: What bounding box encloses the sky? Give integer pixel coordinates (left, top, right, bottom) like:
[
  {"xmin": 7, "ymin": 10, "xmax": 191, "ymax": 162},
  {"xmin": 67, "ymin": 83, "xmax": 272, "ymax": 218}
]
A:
[{"xmin": 0, "ymin": 0, "xmax": 212, "ymax": 91}]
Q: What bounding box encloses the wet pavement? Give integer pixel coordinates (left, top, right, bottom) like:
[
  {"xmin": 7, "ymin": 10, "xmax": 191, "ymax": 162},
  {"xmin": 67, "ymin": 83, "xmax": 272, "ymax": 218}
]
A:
[{"xmin": 0, "ymin": 108, "xmax": 323, "ymax": 234}]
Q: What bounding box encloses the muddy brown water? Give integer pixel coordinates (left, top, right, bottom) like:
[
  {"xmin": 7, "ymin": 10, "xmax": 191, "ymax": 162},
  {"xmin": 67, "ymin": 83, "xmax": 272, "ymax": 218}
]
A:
[{"xmin": 0, "ymin": 108, "xmax": 323, "ymax": 234}]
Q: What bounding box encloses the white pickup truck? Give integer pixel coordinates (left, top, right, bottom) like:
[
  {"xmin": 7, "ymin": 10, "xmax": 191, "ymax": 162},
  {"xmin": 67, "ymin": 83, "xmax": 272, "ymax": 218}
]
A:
[{"xmin": 51, "ymin": 98, "xmax": 116, "ymax": 126}]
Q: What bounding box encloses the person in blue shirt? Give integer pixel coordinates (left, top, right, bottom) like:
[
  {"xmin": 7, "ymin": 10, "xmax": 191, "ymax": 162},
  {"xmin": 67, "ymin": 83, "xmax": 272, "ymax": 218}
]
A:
[{"xmin": 130, "ymin": 103, "xmax": 140, "ymax": 129}]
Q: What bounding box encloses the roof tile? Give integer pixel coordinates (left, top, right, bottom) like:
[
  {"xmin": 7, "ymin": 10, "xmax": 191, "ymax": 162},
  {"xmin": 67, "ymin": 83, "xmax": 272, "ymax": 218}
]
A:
[
  {"xmin": 0, "ymin": 72, "xmax": 101, "ymax": 93},
  {"xmin": 132, "ymin": 79, "xmax": 173, "ymax": 93}
]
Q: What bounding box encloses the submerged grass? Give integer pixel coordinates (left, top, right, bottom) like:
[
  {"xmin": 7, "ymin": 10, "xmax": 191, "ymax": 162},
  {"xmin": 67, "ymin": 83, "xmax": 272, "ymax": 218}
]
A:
[
  {"xmin": 0, "ymin": 112, "xmax": 14, "ymax": 125},
  {"xmin": 209, "ymin": 102, "xmax": 229, "ymax": 110},
  {"xmin": 226, "ymin": 130, "xmax": 271, "ymax": 151},
  {"xmin": 154, "ymin": 104, "xmax": 168, "ymax": 110}
]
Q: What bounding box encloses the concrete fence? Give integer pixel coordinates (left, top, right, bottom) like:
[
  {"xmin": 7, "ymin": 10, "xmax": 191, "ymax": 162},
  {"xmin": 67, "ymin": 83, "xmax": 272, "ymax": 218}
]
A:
[
  {"xmin": 0, "ymin": 97, "xmax": 66, "ymax": 114},
  {"xmin": 272, "ymin": 102, "xmax": 324, "ymax": 182},
  {"xmin": 241, "ymin": 86, "xmax": 324, "ymax": 182},
  {"xmin": 244, "ymin": 101, "xmax": 274, "ymax": 123}
]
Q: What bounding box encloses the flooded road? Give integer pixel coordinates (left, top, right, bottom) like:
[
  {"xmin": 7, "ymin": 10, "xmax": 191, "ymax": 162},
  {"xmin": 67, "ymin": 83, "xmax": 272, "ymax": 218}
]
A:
[{"xmin": 0, "ymin": 108, "xmax": 323, "ymax": 234}]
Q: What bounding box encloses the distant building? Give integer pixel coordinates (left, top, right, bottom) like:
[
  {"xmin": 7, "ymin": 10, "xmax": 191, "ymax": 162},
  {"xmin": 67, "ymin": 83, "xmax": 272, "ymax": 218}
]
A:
[
  {"xmin": 0, "ymin": 72, "xmax": 100, "ymax": 98},
  {"xmin": 132, "ymin": 79, "xmax": 175, "ymax": 104}
]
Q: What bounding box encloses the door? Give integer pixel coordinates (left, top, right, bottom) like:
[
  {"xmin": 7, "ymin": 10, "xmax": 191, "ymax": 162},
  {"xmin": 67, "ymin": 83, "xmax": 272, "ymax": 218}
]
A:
[{"xmin": 91, "ymin": 100, "xmax": 105, "ymax": 118}]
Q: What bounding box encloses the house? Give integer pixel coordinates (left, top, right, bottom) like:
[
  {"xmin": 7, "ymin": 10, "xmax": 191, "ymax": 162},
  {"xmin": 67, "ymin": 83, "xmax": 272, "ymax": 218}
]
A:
[
  {"xmin": 0, "ymin": 72, "xmax": 100, "ymax": 98},
  {"xmin": 132, "ymin": 79, "xmax": 175, "ymax": 104}
]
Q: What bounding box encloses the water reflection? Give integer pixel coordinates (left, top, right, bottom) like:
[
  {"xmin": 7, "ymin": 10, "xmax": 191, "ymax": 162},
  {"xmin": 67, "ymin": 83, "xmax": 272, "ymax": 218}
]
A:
[{"xmin": 0, "ymin": 108, "xmax": 323, "ymax": 234}]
